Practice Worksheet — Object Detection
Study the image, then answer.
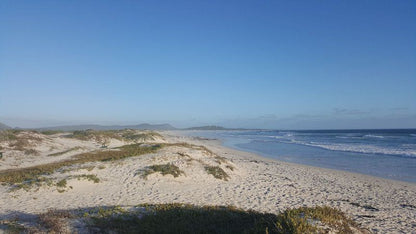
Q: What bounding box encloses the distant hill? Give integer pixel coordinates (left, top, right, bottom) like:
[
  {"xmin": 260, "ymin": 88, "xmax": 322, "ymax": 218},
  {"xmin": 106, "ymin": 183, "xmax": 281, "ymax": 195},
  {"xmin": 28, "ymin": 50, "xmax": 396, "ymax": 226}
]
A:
[
  {"xmin": 185, "ymin": 125, "xmax": 248, "ymax": 130},
  {"xmin": 37, "ymin": 123, "xmax": 176, "ymax": 131},
  {"xmin": 186, "ymin": 126, "xmax": 227, "ymax": 130},
  {"xmin": 0, "ymin": 122, "xmax": 11, "ymax": 130}
]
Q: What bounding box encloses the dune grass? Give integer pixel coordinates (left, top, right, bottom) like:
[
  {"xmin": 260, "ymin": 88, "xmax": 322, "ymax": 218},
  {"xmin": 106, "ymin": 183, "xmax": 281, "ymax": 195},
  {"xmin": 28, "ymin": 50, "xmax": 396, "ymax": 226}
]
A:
[
  {"xmin": 0, "ymin": 143, "xmax": 162, "ymax": 186},
  {"xmin": 121, "ymin": 130, "xmax": 163, "ymax": 141},
  {"xmin": 140, "ymin": 164, "xmax": 184, "ymax": 179},
  {"xmin": 66, "ymin": 129, "xmax": 163, "ymax": 145},
  {"xmin": 204, "ymin": 166, "xmax": 230, "ymax": 181},
  {"xmin": 24, "ymin": 149, "xmax": 39, "ymax": 155},
  {"xmin": 0, "ymin": 130, "xmax": 43, "ymax": 151},
  {"xmin": 86, "ymin": 204, "xmax": 361, "ymax": 234},
  {"xmin": 1, "ymin": 204, "xmax": 362, "ymax": 233},
  {"xmin": 48, "ymin": 147, "xmax": 82, "ymax": 157},
  {"xmin": 40, "ymin": 130, "xmax": 64, "ymax": 135},
  {"xmin": 66, "ymin": 129, "xmax": 123, "ymax": 146},
  {"xmin": 56, "ymin": 179, "xmax": 67, "ymax": 188},
  {"xmin": 75, "ymin": 174, "xmax": 100, "ymax": 183}
]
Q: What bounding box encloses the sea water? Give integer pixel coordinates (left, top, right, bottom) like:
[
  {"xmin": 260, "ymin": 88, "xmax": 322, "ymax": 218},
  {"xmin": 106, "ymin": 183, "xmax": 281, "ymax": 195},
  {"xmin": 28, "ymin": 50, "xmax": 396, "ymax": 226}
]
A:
[{"xmin": 186, "ymin": 129, "xmax": 416, "ymax": 183}]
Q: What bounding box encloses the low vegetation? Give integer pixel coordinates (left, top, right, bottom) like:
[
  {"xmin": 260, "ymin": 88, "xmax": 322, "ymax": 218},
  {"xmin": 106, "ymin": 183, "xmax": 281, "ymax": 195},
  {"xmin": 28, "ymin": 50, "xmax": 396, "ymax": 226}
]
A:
[
  {"xmin": 24, "ymin": 149, "xmax": 39, "ymax": 155},
  {"xmin": 0, "ymin": 129, "xmax": 21, "ymax": 142},
  {"xmin": 38, "ymin": 210, "xmax": 74, "ymax": 233},
  {"xmin": 40, "ymin": 130, "xmax": 64, "ymax": 135},
  {"xmin": 140, "ymin": 164, "xmax": 184, "ymax": 179},
  {"xmin": 75, "ymin": 174, "xmax": 100, "ymax": 183},
  {"xmin": 66, "ymin": 129, "xmax": 163, "ymax": 145},
  {"xmin": 56, "ymin": 179, "xmax": 67, "ymax": 188},
  {"xmin": 48, "ymin": 147, "xmax": 82, "ymax": 157},
  {"xmin": 121, "ymin": 130, "xmax": 163, "ymax": 142},
  {"xmin": 90, "ymin": 204, "xmax": 363, "ymax": 233},
  {"xmin": 0, "ymin": 143, "xmax": 162, "ymax": 186},
  {"xmin": 275, "ymin": 206, "xmax": 361, "ymax": 233},
  {"xmin": 0, "ymin": 130, "xmax": 43, "ymax": 151},
  {"xmin": 205, "ymin": 166, "xmax": 230, "ymax": 181},
  {"xmin": 67, "ymin": 129, "xmax": 122, "ymax": 145},
  {"xmin": 3, "ymin": 204, "xmax": 362, "ymax": 233}
]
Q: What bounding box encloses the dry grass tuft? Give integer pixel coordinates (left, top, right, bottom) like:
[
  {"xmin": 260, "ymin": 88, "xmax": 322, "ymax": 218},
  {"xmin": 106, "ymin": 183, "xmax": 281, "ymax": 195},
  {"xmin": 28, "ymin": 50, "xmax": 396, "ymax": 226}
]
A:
[
  {"xmin": 48, "ymin": 147, "xmax": 82, "ymax": 157},
  {"xmin": 0, "ymin": 143, "xmax": 162, "ymax": 186},
  {"xmin": 24, "ymin": 149, "xmax": 39, "ymax": 155},
  {"xmin": 140, "ymin": 164, "xmax": 184, "ymax": 179},
  {"xmin": 275, "ymin": 206, "xmax": 362, "ymax": 233},
  {"xmin": 38, "ymin": 210, "xmax": 73, "ymax": 233},
  {"xmin": 75, "ymin": 174, "xmax": 100, "ymax": 183},
  {"xmin": 205, "ymin": 166, "xmax": 230, "ymax": 181}
]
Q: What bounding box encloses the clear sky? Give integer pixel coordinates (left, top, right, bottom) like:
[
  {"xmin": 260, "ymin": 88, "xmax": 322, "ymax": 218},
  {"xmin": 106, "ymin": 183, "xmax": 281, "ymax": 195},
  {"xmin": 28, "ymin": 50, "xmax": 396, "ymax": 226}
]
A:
[{"xmin": 1, "ymin": 0, "xmax": 415, "ymax": 129}]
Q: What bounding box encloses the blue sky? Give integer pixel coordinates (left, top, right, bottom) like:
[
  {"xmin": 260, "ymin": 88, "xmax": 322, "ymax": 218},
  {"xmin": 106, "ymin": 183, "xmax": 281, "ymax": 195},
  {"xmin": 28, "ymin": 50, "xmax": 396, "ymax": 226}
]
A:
[{"xmin": 1, "ymin": 0, "xmax": 415, "ymax": 129}]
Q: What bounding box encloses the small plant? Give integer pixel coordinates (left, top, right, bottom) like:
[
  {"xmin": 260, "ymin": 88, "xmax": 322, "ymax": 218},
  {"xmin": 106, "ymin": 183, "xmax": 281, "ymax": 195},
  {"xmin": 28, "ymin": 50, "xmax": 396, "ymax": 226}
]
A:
[
  {"xmin": 275, "ymin": 206, "xmax": 360, "ymax": 233},
  {"xmin": 205, "ymin": 166, "xmax": 230, "ymax": 181},
  {"xmin": 56, "ymin": 179, "xmax": 67, "ymax": 188},
  {"xmin": 38, "ymin": 210, "xmax": 73, "ymax": 233},
  {"xmin": 225, "ymin": 165, "xmax": 235, "ymax": 171},
  {"xmin": 140, "ymin": 164, "xmax": 184, "ymax": 179},
  {"xmin": 214, "ymin": 155, "xmax": 227, "ymax": 164},
  {"xmin": 24, "ymin": 149, "xmax": 39, "ymax": 155},
  {"xmin": 75, "ymin": 174, "xmax": 100, "ymax": 183},
  {"xmin": 0, "ymin": 220, "xmax": 26, "ymax": 233}
]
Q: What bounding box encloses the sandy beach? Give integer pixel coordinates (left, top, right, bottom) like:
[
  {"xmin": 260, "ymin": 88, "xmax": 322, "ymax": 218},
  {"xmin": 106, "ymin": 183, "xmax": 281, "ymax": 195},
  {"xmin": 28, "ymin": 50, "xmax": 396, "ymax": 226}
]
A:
[{"xmin": 0, "ymin": 130, "xmax": 415, "ymax": 233}]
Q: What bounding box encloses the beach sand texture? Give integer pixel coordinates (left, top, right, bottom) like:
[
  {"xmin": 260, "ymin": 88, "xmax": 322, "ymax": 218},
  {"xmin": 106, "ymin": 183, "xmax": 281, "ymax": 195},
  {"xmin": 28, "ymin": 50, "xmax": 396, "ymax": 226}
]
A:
[{"xmin": 0, "ymin": 130, "xmax": 415, "ymax": 233}]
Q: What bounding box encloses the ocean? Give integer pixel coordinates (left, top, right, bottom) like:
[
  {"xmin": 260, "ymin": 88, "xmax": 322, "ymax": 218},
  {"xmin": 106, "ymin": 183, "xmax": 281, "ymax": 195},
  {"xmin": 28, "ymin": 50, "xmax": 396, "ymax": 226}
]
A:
[{"xmin": 186, "ymin": 129, "xmax": 416, "ymax": 183}]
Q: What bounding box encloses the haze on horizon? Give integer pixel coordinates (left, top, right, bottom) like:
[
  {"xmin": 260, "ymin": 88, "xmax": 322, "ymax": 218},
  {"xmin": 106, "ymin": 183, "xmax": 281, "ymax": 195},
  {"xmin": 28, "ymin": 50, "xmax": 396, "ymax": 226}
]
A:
[{"xmin": 1, "ymin": 1, "xmax": 415, "ymax": 130}]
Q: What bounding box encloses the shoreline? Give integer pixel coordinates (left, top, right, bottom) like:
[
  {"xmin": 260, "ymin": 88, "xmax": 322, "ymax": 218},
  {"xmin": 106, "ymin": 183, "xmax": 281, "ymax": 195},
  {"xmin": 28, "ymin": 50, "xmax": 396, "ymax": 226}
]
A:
[
  {"xmin": 176, "ymin": 130, "xmax": 416, "ymax": 185},
  {"xmin": 195, "ymin": 134, "xmax": 416, "ymax": 187},
  {"xmin": 1, "ymin": 130, "xmax": 415, "ymax": 232}
]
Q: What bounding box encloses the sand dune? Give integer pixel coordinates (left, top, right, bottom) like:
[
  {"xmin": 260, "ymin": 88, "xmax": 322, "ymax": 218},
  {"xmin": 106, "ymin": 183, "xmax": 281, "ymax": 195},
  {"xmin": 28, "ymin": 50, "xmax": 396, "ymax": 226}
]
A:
[{"xmin": 0, "ymin": 130, "xmax": 415, "ymax": 233}]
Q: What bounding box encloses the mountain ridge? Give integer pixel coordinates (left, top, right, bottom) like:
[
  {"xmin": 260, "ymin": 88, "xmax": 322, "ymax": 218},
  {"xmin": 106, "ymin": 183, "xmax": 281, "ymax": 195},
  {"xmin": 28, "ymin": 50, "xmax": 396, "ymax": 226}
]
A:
[
  {"xmin": 0, "ymin": 122, "xmax": 11, "ymax": 130},
  {"xmin": 36, "ymin": 123, "xmax": 176, "ymax": 131}
]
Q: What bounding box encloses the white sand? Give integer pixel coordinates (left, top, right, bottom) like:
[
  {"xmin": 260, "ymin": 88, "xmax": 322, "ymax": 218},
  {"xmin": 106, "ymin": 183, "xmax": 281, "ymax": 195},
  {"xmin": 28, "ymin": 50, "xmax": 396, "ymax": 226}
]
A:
[{"xmin": 0, "ymin": 131, "xmax": 415, "ymax": 233}]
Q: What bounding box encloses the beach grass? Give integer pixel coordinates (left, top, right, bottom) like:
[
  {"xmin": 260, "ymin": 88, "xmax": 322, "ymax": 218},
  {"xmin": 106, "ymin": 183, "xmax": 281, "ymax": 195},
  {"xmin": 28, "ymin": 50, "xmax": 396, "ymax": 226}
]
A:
[
  {"xmin": 48, "ymin": 147, "xmax": 82, "ymax": 157},
  {"xmin": 0, "ymin": 130, "xmax": 43, "ymax": 151},
  {"xmin": 75, "ymin": 174, "xmax": 100, "ymax": 183},
  {"xmin": 140, "ymin": 164, "xmax": 184, "ymax": 179},
  {"xmin": 66, "ymin": 129, "xmax": 163, "ymax": 145},
  {"xmin": 40, "ymin": 130, "xmax": 64, "ymax": 135},
  {"xmin": 204, "ymin": 165, "xmax": 230, "ymax": 181},
  {"xmin": 0, "ymin": 143, "xmax": 162, "ymax": 186},
  {"xmin": 8, "ymin": 204, "xmax": 361, "ymax": 233},
  {"xmin": 89, "ymin": 204, "xmax": 361, "ymax": 233}
]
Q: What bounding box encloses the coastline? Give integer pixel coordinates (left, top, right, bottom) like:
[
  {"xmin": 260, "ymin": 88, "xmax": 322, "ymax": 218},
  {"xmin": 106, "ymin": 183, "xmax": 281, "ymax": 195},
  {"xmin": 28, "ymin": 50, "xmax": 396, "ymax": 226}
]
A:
[
  {"xmin": 179, "ymin": 129, "xmax": 416, "ymax": 184},
  {"xmin": 1, "ymin": 131, "xmax": 415, "ymax": 233},
  {"xmin": 167, "ymin": 131, "xmax": 416, "ymax": 232},
  {"xmin": 180, "ymin": 132, "xmax": 416, "ymax": 187}
]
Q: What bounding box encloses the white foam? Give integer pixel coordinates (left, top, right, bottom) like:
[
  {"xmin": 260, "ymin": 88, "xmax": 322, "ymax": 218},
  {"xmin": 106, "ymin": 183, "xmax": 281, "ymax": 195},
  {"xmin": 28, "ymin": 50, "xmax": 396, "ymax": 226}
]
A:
[
  {"xmin": 364, "ymin": 134, "xmax": 385, "ymax": 139},
  {"xmin": 295, "ymin": 142, "xmax": 416, "ymax": 157}
]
